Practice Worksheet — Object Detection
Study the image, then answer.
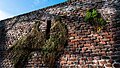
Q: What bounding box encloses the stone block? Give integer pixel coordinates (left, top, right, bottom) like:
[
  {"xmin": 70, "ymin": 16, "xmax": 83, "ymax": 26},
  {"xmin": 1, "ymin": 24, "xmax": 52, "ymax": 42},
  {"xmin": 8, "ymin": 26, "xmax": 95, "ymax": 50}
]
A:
[{"xmin": 69, "ymin": 37, "xmax": 75, "ymax": 40}]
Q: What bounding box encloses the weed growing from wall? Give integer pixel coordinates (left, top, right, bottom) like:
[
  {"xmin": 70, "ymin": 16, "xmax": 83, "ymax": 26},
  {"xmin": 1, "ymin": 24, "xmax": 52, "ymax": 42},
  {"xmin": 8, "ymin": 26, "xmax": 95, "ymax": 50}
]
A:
[{"xmin": 84, "ymin": 9, "xmax": 107, "ymax": 32}]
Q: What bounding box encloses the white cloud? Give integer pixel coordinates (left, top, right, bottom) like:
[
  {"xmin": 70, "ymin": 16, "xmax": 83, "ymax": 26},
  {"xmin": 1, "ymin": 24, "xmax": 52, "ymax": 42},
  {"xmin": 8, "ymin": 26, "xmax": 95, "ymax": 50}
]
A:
[{"xmin": 0, "ymin": 10, "xmax": 13, "ymax": 20}]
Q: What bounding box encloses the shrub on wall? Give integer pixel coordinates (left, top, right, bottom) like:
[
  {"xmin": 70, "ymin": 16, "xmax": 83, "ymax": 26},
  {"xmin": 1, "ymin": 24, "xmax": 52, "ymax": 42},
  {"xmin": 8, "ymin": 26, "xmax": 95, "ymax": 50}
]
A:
[{"xmin": 84, "ymin": 8, "xmax": 107, "ymax": 32}]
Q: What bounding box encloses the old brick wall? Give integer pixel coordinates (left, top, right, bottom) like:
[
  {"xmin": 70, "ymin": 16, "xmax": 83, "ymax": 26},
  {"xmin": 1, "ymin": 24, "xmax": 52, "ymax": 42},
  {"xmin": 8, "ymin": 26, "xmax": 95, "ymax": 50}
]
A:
[
  {"xmin": 0, "ymin": 12, "xmax": 55, "ymax": 68},
  {"xmin": 0, "ymin": 0, "xmax": 120, "ymax": 68}
]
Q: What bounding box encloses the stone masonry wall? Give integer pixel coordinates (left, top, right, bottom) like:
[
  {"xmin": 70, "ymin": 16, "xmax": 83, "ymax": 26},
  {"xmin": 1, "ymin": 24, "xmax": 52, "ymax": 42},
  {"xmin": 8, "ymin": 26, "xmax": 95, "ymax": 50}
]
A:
[{"xmin": 0, "ymin": 0, "xmax": 120, "ymax": 68}]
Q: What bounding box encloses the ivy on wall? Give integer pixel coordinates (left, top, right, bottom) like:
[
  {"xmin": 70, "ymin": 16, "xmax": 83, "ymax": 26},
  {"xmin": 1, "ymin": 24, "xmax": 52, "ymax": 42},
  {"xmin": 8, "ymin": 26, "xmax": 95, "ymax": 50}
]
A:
[
  {"xmin": 84, "ymin": 8, "xmax": 107, "ymax": 32},
  {"xmin": 8, "ymin": 17, "xmax": 67, "ymax": 68}
]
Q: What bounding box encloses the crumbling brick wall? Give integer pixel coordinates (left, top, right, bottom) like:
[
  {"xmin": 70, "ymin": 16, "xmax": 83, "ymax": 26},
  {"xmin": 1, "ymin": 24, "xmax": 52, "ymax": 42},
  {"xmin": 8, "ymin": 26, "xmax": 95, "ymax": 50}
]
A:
[{"xmin": 0, "ymin": 0, "xmax": 120, "ymax": 68}]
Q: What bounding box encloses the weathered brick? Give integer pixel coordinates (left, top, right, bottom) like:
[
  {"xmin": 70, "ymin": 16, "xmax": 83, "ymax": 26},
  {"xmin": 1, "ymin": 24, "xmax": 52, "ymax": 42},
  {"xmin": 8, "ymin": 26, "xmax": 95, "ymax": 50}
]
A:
[
  {"xmin": 104, "ymin": 45, "xmax": 111, "ymax": 48},
  {"xmin": 71, "ymin": 39, "xmax": 77, "ymax": 43},
  {"xmin": 93, "ymin": 60, "xmax": 99, "ymax": 64},
  {"xmin": 110, "ymin": 41, "xmax": 114, "ymax": 44},
  {"xmin": 115, "ymin": 51, "xmax": 120, "ymax": 55},
  {"xmin": 94, "ymin": 39, "xmax": 99, "ymax": 42},
  {"xmin": 113, "ymin": 63, "xmax": 120, "ymax": 68},
  {"xmin": 94, "ymin": 56, "xmax": 101, "ymax": 60},
  {"xmin": 99, "ymin": 60, "xmax": 107, "ymax": 66},
  {"xmin": 95, "ymin": 46, "xmax": 101, "ymax": 49},
  {"xmin": 111, "ymin": 55, "xmax": 120, "ymax": 60},
  {"xmin": 74, "ymin": 41, "xmax": 79, "ymax": 45},
  {"xmin": 101, "ymin": 38, "xmax": 109, "ymax": 41},
  {"xmin": 107, "ymin": 35, "xmax": 112, "ymax": 38},
  {"xmin": 101, "ymin": 32, "xmax": 108, "ymax": 35},
  {"xmin": 60, "ymin": 61, "xmax": 67, "ymax": 65},
  {"xmin": 101, "ymin": 49, "xmax": 107, "ymax": 52},
  {"xmin": 83, "ymin": 38, "xmax": 90, "ymax": 41},
  {"xmin": 100, "ymin": 51, "xmax": 106, "ymax": 56},
  {"xmin": 100, "ymin": 41, "xmax": 106, "ymax": 44},
  {"xmin": 67, "ymin": 61, "xmax": 72, "ymax": 65},
  {"xmin": 70, "ymin": 47, "xmax": 76, "ymax": 51},
  {"xmin": 84, "ymin": 44, "xmax": 91, "ymax": 47},
  {"xmin": 115, "ymin": 40, "xmax": 120, "ymax": 44},
  {"xmin": 90, "ymin": 46, "xmax": 96, "ymax": 50},
  {"xmin": 105, "ymin": 63, "xmax": 112, "ymax": 68},
  {"xmin": 91, "ymin": 64, "xmax": 98, "ymax": 68},
  {"xmin": 107, "ymin": 59, "xmax": 114, "ymax": 64},
  {"xmin": 85, "ymin": 32, "xmax": 90, "ymax": 34},
  {"xmin": 84, "ymin": 53, "xmax": 90, "ymax": 57},
  {"xmin": 71, "ymin": 34, "xmax": 77, "ymax": 36},
  {"xmin": 81, "ymin": 57, "xmax": 87, "ymax": 61},
  {"xmin": 97, "ymin": 36, "xmax": 103, "ymax": 39},
  {"xmin": 91, "ymin": 53, "xmax": 99, "ymax": 56},
  {"xmin": 82, "ymin": 47, "xmax": 87, "ymax": 52},
  {"xmin": 75, "ymin": 36, "xmax": 80, "ymax": 39},
  {"xmin": 93, "ymin": 34, "xmax": 99, "ymax": 37},
  {"xmin": 85, "ymin": 61, "xmax": 93, "ymax": 64},
  {"xmin": 69, "ymin": 37, "xmax": 74, "ymax": 40},
  {"xmin": 69, "ymin": 57, "xmax": 76, "ymax": 61},
  {"xmin": 114, "ymin": 44, "xmax": 120, "ymax": 48},
  {"xmin": 61, "ymin": 57, "xmax": 67, "ymax": 61},
  {"xmin": 101, "ymin": 56, "xmax": 110, "ymax": 60},
  {"xmin": 87, "ymin": 57, "xmax": 93, "ymax": 61},
  {"xmin": 79, "ymin": 60, "xmax": 85, "ymax": 65},
  {"xmin": 107, "ymin": 51, "xmax": 113, "ymax": 56}
]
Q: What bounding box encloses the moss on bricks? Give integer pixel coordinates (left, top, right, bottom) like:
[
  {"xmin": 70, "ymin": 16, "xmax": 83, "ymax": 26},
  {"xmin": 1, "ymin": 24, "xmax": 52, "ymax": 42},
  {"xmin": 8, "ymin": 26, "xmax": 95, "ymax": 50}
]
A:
[{"xmin": 8, "ymin": 17, "xmax": 67, "ymax": 68}]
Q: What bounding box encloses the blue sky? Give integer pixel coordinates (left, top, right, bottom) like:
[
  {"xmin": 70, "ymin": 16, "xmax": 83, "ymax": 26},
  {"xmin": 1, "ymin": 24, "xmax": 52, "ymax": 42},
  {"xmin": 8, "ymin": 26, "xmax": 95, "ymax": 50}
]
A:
[{"xmin": 0, "ymin": 0, "xmax": 67, "ymax": 20}]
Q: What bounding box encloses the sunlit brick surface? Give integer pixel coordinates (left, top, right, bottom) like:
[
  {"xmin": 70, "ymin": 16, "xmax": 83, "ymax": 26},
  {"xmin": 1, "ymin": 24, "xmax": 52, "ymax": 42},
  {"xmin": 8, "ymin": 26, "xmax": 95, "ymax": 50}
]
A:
[{"xmin": 0, "ymin": 0, "xmax": 120, "ymax": 68}]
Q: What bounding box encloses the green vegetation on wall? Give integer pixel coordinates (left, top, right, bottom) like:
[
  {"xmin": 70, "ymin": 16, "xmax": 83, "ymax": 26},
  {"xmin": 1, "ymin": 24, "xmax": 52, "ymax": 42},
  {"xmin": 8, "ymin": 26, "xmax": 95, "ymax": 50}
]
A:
[
  {"xmin": 8, "ymin": 17, "xmax": 67, "ymax": 68},
  {"xmin": 84, "ymin": 9, "xmax": 107, "ymax": 32}
]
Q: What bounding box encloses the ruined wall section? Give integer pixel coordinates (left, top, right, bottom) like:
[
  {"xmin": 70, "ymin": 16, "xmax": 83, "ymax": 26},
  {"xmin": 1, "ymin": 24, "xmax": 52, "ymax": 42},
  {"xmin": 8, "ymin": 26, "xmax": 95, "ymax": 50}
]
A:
[
  {"xmin": 0, "ymin": 0, "xmax": 120, "ymax": 68},
  {"xmin": 0, "ymin": 11, "xmax": 54, "ymax": 67}
]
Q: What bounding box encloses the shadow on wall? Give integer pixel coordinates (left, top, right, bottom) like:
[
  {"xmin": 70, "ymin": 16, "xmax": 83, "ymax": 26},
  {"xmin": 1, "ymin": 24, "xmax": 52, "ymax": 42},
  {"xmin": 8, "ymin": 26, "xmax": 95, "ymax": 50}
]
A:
[
  {"xmin": 112, "ymin": 0, "xmax": 120, "ymax": 67},
  {"xmin": 0, "ymin": 21, "xmax": 6, "ymax": 68}
]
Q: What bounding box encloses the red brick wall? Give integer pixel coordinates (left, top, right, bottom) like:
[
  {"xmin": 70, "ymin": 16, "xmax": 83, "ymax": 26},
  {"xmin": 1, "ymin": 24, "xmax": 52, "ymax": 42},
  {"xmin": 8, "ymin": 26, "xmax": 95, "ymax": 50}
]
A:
[{"xmin": 0, "ymin": 0, "xmax": 120, "ymax": 68}]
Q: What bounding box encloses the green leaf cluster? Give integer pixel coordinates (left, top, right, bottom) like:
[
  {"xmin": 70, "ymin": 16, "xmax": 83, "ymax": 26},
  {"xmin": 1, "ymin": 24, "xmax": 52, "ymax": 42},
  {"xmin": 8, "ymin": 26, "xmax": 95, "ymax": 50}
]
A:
[
  {"xmin": 84, "ymin": 9, "xmax": 107, "ymax": 32},
  {"xmin": 84, "ymin": 9, "xmax": 98, "ymax": 21}
]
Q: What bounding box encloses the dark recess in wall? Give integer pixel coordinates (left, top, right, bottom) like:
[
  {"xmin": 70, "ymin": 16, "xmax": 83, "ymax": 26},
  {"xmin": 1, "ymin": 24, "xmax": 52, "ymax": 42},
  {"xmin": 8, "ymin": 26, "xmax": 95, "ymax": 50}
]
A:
[{"xmin": 46, "ymin": 20, "xmax": 51, "ymax": 39}]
